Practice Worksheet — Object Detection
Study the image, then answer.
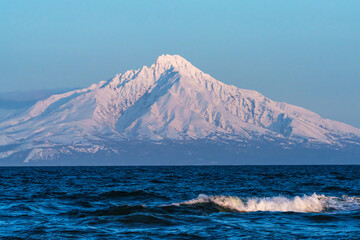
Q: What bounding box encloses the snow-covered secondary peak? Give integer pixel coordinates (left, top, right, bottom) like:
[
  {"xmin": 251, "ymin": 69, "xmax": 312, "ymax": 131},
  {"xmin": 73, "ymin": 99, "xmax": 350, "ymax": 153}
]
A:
[{"xmin": 0, "ymin": 54, "xmax": 359, "ymax": 163}]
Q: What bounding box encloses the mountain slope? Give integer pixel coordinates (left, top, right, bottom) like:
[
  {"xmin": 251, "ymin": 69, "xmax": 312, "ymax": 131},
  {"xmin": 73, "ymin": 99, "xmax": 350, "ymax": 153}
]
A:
[{"xmin": 0, "ymin": 55, "xmax": 359, "ymax": 164}]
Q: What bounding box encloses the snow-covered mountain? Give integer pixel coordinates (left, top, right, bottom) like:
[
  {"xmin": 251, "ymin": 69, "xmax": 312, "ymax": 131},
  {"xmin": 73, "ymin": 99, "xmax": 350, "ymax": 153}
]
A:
[{"xmin": 0, "ymin": 55, "xmax": 359, "ymax": 165}]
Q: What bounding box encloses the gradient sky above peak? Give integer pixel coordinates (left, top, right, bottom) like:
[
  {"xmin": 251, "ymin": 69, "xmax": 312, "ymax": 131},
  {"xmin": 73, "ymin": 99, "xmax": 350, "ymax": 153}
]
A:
[{"xmin": 0, "ymin": 0, "xmax": 359, "ymax": 127}]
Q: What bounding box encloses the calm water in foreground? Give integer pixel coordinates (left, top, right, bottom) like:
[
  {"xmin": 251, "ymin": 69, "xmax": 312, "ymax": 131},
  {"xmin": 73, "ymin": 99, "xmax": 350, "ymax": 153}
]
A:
[{"xmin": 0, "ymin": 165, "xmax": 359, "ymax": 239}]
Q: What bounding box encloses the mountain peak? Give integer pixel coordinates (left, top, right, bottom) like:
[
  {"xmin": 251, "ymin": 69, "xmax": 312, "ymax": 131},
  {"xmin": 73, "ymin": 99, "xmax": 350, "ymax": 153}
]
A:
[
  {"xmin": 155, "ymin": 54, "xmax": 188, "ymax": 65},
  {"xmin": 152, "ymin": 54, "xmax": 199, "ymax": 75}
]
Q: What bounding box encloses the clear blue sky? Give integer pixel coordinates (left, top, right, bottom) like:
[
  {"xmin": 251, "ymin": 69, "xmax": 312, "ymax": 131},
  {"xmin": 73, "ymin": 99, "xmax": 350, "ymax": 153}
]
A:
[{"xmin": 0, "ymin": 0, "xmax": 359, "ymax": 127}]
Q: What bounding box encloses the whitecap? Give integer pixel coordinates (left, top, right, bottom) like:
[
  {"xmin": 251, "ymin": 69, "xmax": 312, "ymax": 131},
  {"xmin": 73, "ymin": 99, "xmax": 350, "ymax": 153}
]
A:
[{"xmin": 173, "ymin": 193, "xmax": 360, "ymax": 213}]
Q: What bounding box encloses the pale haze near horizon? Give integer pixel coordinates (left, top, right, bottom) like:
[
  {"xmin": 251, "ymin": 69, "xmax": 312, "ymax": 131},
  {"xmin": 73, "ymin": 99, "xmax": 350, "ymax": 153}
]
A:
[{"xmin": 0, "ymin": 0, "xmax": 359, "ymax": 128}]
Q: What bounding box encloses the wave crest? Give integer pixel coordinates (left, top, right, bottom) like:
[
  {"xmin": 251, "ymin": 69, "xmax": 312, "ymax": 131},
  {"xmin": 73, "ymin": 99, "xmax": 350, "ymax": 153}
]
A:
[{"xmin": 175, "ymin": 194, "xmax": 360, "ymax": 213}]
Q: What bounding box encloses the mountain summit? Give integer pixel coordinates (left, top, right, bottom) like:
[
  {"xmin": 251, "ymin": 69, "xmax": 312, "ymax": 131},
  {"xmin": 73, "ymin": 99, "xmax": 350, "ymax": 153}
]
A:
[{"xmin": 0, "ymin": 55, "xmax": 359, "ymax": 165}]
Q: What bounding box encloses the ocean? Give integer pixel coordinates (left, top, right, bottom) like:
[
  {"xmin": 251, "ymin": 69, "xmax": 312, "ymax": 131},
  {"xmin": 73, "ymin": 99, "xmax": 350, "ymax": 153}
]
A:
[{"xmin": 0, "ymin": 165, "xmax": 359, "ymax": 239}]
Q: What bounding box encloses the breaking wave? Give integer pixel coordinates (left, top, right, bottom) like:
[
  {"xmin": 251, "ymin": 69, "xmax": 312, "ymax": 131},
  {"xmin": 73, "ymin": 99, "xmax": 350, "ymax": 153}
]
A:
[{"xmin": 174, "ymin": 193, "xmax": 360, "ymax": 213}]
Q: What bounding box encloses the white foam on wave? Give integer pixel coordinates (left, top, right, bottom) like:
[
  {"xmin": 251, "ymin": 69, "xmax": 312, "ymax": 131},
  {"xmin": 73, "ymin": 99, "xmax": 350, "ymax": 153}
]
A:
[{"xmin": 174, "ymin": 193, "xmax": 360, "ymax": 213}]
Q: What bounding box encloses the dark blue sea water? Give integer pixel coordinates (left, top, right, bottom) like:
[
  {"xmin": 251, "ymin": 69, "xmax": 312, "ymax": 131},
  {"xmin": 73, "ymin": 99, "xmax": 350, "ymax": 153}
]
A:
[{"xmin": 0, "ymin": 166, "xmax": 359, "ymax": 239}]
